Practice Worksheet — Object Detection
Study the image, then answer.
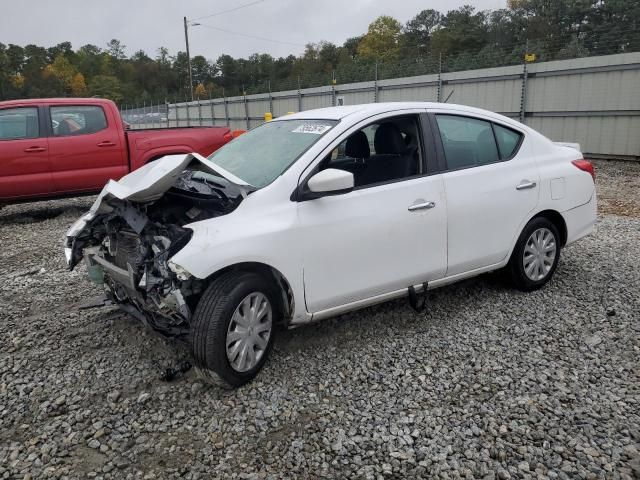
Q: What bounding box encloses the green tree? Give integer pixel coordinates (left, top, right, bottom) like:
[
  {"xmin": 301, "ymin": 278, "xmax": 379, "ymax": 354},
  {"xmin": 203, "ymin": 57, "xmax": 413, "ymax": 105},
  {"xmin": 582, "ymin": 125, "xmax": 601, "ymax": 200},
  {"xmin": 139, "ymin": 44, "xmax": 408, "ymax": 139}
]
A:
[
  {"xmin": 404, "ymin": 9, "xmax": 443, "ymax": 55},
  {"xmin": 106, "ymin": 39, "xmax": 126, "ymax": 60},
  {"xmin": 0, "ymin": 43, "xmax": 9, "ymax": 98},
  {"xmin": 191, "ymin": 55, "xmax": 215, "ymax": 85},
  {"xmin": 89, "ymin": 75, "xmax": 123, "ymax": 103},
  {"xmin": 76, "ymin": 44, "xmax": 103, "ymax": 79},
  {"xmin": 431, "ymin": 6, "xmax": 489, "ymax": 56},
  {"xmin": 343, "ymin": 36, "xmax": 363, "ymax": 60},
  {"xmin": 6, "ymin": 44, "xmax": 25, "ymax": 74}
]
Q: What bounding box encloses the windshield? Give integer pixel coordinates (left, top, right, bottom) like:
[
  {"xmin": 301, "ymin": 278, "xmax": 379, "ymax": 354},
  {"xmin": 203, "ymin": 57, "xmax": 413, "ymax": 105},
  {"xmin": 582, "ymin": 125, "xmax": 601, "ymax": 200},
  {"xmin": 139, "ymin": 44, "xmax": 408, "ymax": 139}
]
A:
[{"xmin": 207, "ymin": 119, "xmax": 337, "ymax": 188}]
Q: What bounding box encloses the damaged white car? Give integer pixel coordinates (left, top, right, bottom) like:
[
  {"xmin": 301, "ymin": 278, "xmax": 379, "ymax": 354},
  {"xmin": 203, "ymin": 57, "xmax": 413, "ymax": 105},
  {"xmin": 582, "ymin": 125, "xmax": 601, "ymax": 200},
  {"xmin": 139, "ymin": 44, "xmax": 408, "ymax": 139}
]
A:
[{"xmin": 66, "ymin": 102, "xmax": 597, "ymax": 387}]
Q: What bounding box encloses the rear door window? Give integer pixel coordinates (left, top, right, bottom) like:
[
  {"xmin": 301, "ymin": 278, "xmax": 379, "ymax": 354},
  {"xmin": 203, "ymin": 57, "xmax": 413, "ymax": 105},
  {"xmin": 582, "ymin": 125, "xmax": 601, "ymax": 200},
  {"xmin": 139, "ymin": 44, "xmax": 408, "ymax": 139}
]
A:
[
  {"xmin": 0, "ymin": 107, "xmax": 40, "ymax": 140},
  {"xmin": 50, "ymin": 106, "xmax": 108, "ymax": 137},
  {"xmin": 436, "ymin": 115, "xmax": 499, "ymax": 170}
]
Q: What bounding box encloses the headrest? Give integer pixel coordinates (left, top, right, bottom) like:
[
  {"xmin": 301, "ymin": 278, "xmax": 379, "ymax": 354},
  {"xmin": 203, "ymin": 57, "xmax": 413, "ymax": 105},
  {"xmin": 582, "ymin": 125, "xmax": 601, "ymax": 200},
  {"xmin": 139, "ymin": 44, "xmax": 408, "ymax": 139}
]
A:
[
  {"xmin": 374, "ymin": 123, "xmax": 406, "ymax": 155},
  {"xmin": 345, "ymin": 130, "xmax": 370, "ymax": 159}
]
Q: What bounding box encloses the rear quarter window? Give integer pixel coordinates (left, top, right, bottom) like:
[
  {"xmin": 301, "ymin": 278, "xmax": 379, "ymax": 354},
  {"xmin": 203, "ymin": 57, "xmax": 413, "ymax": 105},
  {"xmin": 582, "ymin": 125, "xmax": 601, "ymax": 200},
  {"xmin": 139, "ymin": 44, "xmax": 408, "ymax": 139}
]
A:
[{"xmin": 494, "ymin": 124, "xmax": 523, "ymax": 159}]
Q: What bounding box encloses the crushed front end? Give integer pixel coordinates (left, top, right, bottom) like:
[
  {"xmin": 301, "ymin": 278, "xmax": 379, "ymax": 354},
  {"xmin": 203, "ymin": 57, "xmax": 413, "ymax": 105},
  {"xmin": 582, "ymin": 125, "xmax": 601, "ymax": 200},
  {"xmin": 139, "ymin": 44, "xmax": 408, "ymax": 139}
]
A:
[{"xmin": 65, "ymin": 154, "xmax": 250, "ymax": 337}]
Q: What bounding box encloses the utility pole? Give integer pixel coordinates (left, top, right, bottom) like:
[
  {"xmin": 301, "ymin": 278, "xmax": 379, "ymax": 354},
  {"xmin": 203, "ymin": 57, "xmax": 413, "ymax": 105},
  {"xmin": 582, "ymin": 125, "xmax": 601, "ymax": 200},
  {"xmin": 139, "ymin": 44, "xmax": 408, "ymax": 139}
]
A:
[{"xmin": 184, "ymin": 16, "xmax": 194, "ymax": 101}]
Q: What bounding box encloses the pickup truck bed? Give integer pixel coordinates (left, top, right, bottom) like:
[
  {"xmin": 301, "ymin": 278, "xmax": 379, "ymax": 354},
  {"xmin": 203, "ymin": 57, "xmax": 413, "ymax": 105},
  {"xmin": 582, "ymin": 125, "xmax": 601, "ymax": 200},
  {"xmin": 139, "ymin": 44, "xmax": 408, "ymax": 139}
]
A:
[{"xmin": 0, "ymin": 98, "xmax": 233, "ymax": 203}]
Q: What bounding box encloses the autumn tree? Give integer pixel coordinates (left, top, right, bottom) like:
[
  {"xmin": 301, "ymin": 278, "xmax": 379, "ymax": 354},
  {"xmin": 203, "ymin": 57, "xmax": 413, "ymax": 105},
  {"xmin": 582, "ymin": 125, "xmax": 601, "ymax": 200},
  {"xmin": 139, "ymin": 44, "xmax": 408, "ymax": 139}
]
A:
[
  {"xmin": 49, "ymin": 55, "xmax": 77, "ymax": 89},
  {"xmin": 357, "ymin": 16, "xmax": 404, "ymax": 61},
  {"xmin": 70, "ymin": 73, "xmax": 88, "ymax": 96},
  {"xmin": 194, "ymin": 83, "xmax": 207, "ymax": 99}
]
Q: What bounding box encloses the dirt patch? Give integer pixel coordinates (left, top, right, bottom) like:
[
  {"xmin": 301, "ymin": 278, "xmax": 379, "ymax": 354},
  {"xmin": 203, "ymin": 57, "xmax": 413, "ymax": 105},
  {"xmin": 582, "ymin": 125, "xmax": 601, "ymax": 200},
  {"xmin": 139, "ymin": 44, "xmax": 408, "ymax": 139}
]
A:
[
  {"xmin": 69, "ymin": 445, "xmax": 109, "ymax": 474},
  {"xmin": 594, "ymin": 159, "xmax": 640, "ymax": 217}
]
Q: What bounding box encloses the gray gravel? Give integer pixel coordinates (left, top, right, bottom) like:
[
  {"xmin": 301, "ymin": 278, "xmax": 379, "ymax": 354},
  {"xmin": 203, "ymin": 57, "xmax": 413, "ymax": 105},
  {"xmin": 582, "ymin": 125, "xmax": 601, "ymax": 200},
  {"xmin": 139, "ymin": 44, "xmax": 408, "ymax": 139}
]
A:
[{"xmin": 1, "ymin": 160, "xmax": 639, "ymax": 479}]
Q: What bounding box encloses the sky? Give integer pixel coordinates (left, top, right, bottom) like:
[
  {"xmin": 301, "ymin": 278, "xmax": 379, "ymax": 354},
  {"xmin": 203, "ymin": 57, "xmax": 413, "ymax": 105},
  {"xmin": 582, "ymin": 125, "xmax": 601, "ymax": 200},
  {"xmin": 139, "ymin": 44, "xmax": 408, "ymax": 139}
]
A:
[{"xmin": 1, "ymin": 0, "xmax": 507, "ymax": 60}]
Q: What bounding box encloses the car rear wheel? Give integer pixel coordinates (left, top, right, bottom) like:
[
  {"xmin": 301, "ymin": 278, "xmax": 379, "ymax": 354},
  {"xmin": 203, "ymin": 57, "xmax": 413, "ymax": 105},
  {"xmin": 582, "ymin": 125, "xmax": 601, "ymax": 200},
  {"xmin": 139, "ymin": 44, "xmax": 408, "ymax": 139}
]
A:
[
  {"xmin": 508, "ymin": 217, "xmax": 561, "ymax": 291},
  {"xmin": 191, "ymin": 271, "xmax": 277, "ymax": 388}
]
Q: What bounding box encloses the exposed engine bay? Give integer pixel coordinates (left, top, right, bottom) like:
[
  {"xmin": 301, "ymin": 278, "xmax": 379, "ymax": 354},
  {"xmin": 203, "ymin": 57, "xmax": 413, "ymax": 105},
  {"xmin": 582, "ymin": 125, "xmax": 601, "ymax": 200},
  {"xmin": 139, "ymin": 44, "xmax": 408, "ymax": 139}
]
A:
[{"xmin": 66, "ymin": 155, "xmax": 250, "ymax": 337}]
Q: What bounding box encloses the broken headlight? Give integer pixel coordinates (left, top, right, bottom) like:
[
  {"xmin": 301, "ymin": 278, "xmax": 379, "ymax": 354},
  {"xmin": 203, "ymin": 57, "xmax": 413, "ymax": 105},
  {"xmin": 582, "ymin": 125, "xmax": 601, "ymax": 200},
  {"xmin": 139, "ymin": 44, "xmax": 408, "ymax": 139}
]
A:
[{"xmin": 168, "ymin": 260, "xmax": 193, "ymax": 281}]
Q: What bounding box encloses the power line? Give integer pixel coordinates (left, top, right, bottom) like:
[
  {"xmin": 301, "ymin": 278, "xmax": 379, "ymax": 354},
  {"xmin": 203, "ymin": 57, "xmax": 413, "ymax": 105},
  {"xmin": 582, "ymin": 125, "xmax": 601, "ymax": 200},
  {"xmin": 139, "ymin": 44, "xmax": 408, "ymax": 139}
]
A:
[
  {"xmin": 194, "ymin": 22, "xmax": 306, "ymax": 47},
  {"xmin": 191, "ymin": 0, "xmax": 266, "ymax": 22}
]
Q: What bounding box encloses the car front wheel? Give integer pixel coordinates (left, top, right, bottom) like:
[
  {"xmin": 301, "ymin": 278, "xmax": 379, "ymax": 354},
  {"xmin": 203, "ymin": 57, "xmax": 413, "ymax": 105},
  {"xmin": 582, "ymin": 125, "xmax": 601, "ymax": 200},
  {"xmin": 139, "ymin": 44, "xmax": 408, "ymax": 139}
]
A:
[
  {"xmin": 508, "ymin": 217, "xmax": 561, "ymax": 291},
  {"xmin": 191, "ymin": 271, "xmax": 277, "ymax": 388}
]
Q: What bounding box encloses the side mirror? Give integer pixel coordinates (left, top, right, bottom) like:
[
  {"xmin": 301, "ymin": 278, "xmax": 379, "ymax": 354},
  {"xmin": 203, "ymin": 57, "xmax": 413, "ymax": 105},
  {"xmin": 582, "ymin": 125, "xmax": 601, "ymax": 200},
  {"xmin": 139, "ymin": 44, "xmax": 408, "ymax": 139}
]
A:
[{"xmin": 307, "ymin": 168, "xmax": 354, "ymax": 195}]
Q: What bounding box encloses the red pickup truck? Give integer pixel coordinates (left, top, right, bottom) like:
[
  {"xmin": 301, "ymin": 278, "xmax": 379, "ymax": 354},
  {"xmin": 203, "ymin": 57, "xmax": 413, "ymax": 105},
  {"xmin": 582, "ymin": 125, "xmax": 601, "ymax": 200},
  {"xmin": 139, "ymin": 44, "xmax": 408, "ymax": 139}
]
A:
[{"xmin": 0, "ymin": 98, "xmax": 233, "ymax": 203}]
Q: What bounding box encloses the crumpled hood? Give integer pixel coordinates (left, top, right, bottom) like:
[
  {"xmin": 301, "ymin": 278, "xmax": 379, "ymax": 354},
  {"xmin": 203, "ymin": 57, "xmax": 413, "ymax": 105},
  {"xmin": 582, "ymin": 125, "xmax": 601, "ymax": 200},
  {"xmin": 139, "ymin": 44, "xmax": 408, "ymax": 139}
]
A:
[
  {"xmin": 64, "ymin": 152, "xmax": 251, "ymax": 267},
  {"xmin": 90, "ymin": 152, "xmax": 250, "ymax": 205}
]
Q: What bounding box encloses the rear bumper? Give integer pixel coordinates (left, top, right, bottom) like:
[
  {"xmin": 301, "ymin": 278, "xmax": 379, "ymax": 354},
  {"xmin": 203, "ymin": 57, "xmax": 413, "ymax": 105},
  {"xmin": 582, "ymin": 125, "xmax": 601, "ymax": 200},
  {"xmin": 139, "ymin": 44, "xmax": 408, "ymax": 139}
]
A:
[{"xmin": 563, "ymin": 193, "xmax": 597, "ymax": 246}]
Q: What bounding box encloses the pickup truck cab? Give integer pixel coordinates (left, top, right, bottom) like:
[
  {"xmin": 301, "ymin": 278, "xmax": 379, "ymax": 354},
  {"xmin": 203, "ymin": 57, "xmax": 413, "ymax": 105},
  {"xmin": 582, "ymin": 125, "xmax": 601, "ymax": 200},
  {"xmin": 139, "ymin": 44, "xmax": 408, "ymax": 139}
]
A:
[{"xmin": 0, "ymin": 98, "xmax": 233, "ymax": 203}]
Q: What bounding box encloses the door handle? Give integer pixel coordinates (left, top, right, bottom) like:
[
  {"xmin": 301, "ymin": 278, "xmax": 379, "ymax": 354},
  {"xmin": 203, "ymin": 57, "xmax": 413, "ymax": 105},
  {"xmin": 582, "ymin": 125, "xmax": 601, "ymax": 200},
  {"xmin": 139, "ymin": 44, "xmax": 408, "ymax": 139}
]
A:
[
  {"xmin": 23, "ymin": 146, "xmax": 46, "ymax": 153},
  {"xmin": 408, "ymin": 201, "xmax": 436, "ymax": 212},
  {"xmin": 516, "ymin": 180, "xmax": 537, "ymax": 190},
  {"xmin": 97, "ymin": 141, "xmax": 116, "ymax": 147}
]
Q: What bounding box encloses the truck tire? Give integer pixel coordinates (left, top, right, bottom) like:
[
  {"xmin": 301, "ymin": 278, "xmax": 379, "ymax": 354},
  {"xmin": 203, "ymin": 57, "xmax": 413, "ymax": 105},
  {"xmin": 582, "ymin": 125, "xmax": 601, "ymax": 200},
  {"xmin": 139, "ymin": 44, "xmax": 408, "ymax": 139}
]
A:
[
  {"xmin": 508, "ymin": 217, "xmax": 561, "ymax": 292},
  {"xmin": 191, "ymin": 271, "xmax": 278, "ymax": 388}
]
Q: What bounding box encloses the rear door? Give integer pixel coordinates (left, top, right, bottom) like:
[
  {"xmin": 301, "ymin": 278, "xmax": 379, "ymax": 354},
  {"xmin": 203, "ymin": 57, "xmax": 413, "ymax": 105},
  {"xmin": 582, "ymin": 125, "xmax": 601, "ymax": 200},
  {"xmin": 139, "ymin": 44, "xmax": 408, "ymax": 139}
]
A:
[
  {"xmin": 0, "ymin": 106, "xmax": 51, "ymax": 200},
  {"xmin": 47, "ymin": 104, "xmax": 127, "ymax": 193},
  {"xmin": 431, "ymin": 111, "xmax": 539, "ymax": 276}
]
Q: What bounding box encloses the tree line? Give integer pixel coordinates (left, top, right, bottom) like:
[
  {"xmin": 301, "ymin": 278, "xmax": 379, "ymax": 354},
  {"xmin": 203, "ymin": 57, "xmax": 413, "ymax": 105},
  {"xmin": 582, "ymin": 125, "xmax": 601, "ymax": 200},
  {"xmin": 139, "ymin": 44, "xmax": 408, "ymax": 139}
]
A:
[{"xmin": 1, "ymin": 0, "xmax": 638, "ymax": 105}]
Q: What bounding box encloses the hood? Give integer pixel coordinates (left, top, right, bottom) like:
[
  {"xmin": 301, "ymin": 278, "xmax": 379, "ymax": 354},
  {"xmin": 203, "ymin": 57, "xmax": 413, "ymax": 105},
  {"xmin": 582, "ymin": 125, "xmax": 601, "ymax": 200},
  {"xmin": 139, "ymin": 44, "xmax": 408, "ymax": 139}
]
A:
[
  {"xmin": 65, "ymin": 152, "xmax": 252, "ymax": 267},
  {"xmin": 91, "ymin": 152, "xmax": 251, "ymax": 206}
]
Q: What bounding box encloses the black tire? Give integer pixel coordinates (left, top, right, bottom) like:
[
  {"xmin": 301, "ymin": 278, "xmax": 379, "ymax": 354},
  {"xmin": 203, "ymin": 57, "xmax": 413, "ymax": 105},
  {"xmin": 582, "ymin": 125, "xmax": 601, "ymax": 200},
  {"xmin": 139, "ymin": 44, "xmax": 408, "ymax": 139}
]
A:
[
  {"xmin": 191, "ymin": 271, "xmax": 278, "ymax": 388},
  {"xmin": 508, "ymin": 217, "xmax": 561, "ymax": 292}
]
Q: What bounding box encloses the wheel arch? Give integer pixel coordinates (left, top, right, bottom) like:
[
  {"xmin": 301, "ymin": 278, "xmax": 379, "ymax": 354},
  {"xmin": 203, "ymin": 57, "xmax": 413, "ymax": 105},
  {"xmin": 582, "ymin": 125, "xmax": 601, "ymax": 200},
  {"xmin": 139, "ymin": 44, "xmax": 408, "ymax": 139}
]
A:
[
  {"xmin": 531, "ymin": 209, "xmax": 568, "ymax": 247},
  {"xmin": 202, "ymin": 262, "xmax": 295, "ymax": 325},
  {"xmin": 506, "ymin": 208, "xmax": 569, "ymax": 265}
]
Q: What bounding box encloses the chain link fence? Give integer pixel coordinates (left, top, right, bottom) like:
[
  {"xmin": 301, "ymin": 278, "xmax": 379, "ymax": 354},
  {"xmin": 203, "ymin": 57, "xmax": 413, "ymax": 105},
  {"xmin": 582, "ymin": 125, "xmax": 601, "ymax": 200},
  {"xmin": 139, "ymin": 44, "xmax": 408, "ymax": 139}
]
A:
[
  {"xmin": 119, "ymin": 32, "xmax": 640, "ymax": 128},
  {"xmin": 116, "ymin": 35, "xmax": 640, "ymax": 158},
  {"xmin": 120, "ymin": 103, "xmax": 169, "ymax": 129}
]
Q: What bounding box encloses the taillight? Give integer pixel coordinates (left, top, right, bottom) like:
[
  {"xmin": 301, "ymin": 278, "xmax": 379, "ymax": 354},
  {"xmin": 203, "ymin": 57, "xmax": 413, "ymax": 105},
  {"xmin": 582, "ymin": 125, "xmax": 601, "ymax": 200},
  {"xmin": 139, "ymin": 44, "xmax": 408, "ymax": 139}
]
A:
[
  {"xmin": 223, "ymin": 132, "xmax": 233, "ymax": 142},
  {"xmin": 572, "ymin": 159, "xmax": 595, "ymax": 182}
]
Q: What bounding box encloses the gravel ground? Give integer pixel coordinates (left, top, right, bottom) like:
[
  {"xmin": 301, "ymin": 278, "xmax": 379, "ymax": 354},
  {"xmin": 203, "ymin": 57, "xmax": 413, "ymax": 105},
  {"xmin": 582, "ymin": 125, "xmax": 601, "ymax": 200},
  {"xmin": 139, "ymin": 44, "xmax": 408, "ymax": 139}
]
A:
[{"xmin": 1, "ymin": 160, "xmax": 639, "ymax": 480}]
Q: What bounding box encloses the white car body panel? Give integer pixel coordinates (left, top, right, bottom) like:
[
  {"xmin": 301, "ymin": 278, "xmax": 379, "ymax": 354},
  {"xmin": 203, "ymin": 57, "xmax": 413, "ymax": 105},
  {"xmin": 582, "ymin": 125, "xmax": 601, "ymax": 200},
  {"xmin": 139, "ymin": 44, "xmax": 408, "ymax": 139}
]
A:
[
  {"xmin": 170, "ymin": 175, "xmax": 311, "ymax": 324},
  {"xmin": 299, "ymin": 173, "xmax": 447, "ymax": 312},
  {"xmin": 67, "ymin": 102, "xmax": 597, "ymax": 327}
]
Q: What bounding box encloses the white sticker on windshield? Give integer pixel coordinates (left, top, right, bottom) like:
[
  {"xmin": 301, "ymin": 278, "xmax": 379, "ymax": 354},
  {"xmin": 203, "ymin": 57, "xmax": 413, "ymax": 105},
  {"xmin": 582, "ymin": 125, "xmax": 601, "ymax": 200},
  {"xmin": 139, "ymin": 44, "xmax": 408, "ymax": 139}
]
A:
[{"xmin": 292, "ymin": 123, "xmax": 332, "ymax": 135}]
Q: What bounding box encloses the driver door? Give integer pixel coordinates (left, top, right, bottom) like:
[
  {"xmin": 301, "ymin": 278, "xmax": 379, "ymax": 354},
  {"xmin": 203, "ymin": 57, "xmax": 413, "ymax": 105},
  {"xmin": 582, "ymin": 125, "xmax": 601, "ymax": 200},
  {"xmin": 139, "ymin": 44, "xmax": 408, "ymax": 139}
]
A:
[{"xmin": 297, "ymin": 112, "xmax": 448, "ymax": 313}]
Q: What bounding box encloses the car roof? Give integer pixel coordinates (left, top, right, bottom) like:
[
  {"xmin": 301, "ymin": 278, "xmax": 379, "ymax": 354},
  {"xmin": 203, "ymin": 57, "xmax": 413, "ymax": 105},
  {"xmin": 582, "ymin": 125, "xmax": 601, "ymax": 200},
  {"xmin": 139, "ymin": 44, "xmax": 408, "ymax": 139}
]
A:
[
  {"xmin": 279, "ymin": 102, "xmax": 522, "ymax": 128},
  {"xmin": 0, "ymin": 98, "xmax": 114, "ymax": 108}
]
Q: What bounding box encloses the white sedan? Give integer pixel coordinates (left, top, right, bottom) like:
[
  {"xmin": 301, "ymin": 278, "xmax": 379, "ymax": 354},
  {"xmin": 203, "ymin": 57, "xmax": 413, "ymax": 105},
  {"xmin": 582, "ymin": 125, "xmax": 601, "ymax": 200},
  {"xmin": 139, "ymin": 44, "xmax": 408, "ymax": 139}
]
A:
[{"xmin": 66, "ymin": 102, "xmax": 597, "ymax": 387}]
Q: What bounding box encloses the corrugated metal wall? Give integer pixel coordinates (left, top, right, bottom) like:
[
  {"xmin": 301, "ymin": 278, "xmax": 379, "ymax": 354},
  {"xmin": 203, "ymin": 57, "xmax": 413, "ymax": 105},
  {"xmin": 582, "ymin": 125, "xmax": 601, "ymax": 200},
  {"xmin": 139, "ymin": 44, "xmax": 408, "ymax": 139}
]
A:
[{"xmin": 168, "ymin": 53, "xmax": 640, "ymax": 158}]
